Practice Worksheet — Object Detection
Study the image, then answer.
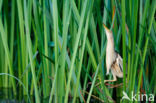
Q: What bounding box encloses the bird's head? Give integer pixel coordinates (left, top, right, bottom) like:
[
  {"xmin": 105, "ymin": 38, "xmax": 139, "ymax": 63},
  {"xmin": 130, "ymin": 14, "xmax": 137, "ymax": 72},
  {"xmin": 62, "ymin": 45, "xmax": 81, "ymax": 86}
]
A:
[{"xmin": 103, "ymin": 23, "xmax": 113, "ymax": 39}]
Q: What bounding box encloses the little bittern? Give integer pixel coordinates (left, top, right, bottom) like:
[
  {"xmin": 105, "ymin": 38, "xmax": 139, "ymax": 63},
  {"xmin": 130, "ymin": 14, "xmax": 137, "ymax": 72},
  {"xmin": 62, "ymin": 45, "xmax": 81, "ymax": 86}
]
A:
[{"xmin": 103, "ymin": 23, "xmax": 123, "ymax": 83}]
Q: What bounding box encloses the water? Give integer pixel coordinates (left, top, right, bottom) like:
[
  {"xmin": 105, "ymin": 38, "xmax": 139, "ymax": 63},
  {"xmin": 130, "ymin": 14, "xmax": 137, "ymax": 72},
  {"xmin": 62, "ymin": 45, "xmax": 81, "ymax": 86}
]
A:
[
  {"xmin": 0, "ymin": 88, "xmax": 105, "ymax": 103},
  {"xmin": 0, "ymin": 87, "xmax": 50, "ymax": 103}
]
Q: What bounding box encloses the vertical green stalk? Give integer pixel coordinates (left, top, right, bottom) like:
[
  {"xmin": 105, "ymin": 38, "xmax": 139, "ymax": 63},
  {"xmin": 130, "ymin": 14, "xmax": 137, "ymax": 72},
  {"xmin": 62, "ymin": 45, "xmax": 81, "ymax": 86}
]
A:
[
  {"xmin": 43, "ymin": 0, "xmax": 50, "ymax": 98},
  {"xmin": 57, "ymin": 0, "xmax": 71, "ymax": 102},
  {"xmin": 127, "ymin": 31, "xmax": 131, "ymax": 82},
  {"xmin": 32, "ymin": 0, "xmax": 45, "ymax": 98},
  {"xmin": 26, "ymin": 34, "xmax": 40, "ymax": 103},
  {"xmin": 49, "ymin": 63, "xmax": 59, "ymax": 103},
  {"xmin": 16, "ymin": 0, "xmax": 28, "ymax": 95},
  {"xmin": 129, "ymin": 0, "xmax": 131, "ymax": 21},
  {"xmin": 89, "ymin": 15, "xmax": 100, "ymax": 60},
  {"xmin": 86, "ymin": 64, "xmax": 100, "ymax": 103},
  {"xmin": 0, "ymin": 19, "xmax": 17, "ymax": 95},
  {"xmin": 137, "ymin": 0, "xmax": 156, "ymax": 99},
  {"xmin": 130, "ymin": 0, "xmax": 138, "ymax": 96},
  {"xmin": 24, "ymin": 0, "xmax": 40, "ymax": 102},
  {"xmin": 52, "ymin": 0, "xmax": 59, "ymax": 101},
  {"xmin": 70, "ymin": 0, "xmax": 111, "ymax": 99},
  {"xmin": 9, "ymin": 0, "xmax": 15, "ymax": 89},
  {"xmin": 52, "ymin": 0, "xmax": 59, "ymax": 67},
  {"xmin": 136, "ymin": 0, "xmax": 150, "ymax": 98},
  {"xmin": 0, "ymin": 0, "xmax": 2, "ymax": 86},
  {"xmin": 0, "ymin": 0, "xmax": 4, "ymax": 87},
  {"xmin": 10, "ymin": 0, "xmax": 15, "ymax": 73},
  {"xmin": 86, "ymin": 47, "xmax": 106, "ymax": 103},
  {"xmin": 64, "ymin": 0, "xmax": 89, "ymax": 102},
  {"xmin": 3, "ymin": 0, "xmax": 9, "ymax": 88},
  {"xmin": 121, "ymin": 0, "xmax": 126, "ymax": 91},
  {"xmin": 73, "ymin": 11, "xmax": 90, "ymax": 103}
]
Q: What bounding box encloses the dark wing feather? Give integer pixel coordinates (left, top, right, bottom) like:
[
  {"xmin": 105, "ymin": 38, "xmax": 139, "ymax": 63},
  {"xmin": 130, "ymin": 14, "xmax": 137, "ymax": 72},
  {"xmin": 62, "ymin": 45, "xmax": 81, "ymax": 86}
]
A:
[
  {"xmin": 116, "ymin": 53, "xmax": 123, "ymax": 72},
  {"xmin": 110, "ymin": 52, "xmax": 123, "ymax": 78}
]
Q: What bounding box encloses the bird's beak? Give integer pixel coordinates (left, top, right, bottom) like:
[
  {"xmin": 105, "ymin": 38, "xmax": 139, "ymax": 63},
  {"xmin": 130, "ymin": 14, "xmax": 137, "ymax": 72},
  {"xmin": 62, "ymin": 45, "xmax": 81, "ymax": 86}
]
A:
[{"xmin": 103, "ymin": 23, "xmax": 110, "ymax": 31}]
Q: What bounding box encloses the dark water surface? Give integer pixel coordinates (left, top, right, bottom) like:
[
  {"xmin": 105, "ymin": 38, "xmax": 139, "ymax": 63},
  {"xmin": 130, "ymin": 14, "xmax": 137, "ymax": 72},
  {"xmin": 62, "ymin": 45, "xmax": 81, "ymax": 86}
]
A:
[
  {"xmin": 0, "ymin": 88, "xmax": 50, "ymax": 103},
  {"xmin": 0, "ymin": 88, "xmax": 109, "ymax": 103},
  {"xmin": 0, "ymin": 88, "xmax": 80, "ymax": 103}
]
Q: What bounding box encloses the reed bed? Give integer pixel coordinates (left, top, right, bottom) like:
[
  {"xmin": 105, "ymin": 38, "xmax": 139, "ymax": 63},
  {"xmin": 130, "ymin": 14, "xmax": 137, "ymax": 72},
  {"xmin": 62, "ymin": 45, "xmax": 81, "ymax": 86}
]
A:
[{"xmin": 0, "ymin": 0, "xmax": 155, "ymax": 103}]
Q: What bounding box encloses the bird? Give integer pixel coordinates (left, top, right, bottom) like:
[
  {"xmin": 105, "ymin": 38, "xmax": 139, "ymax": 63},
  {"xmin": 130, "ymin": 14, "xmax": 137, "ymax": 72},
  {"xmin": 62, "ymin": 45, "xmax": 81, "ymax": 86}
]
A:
[{"xmin": 103, "ymin": 23, "xmax": 123, "ymax": 83}]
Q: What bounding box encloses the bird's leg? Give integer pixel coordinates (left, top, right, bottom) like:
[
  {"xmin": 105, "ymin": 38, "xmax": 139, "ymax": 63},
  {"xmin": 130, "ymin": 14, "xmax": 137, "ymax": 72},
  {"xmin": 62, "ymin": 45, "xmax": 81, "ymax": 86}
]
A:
[
  {"xmin": 95, "ymin": 74, "xmax": 117, "ymax": 87},
  {"xmin": 106, "ymin": 65, "xmax": 110, "ymax": 75},
  {"xmin": 104, "ymin": 73, "xmax": 117, "ymax": 83},
  {"xmin": 106, "ymin": 70, "xmax": 109, "ymax": 75}
]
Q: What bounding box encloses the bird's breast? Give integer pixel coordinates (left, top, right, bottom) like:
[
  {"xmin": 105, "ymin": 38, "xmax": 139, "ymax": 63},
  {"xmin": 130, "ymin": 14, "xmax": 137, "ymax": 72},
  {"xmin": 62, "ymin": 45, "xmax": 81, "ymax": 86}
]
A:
[{"xmin": 106, "ymin": 42, "xmax": 116, "ymax": 70}]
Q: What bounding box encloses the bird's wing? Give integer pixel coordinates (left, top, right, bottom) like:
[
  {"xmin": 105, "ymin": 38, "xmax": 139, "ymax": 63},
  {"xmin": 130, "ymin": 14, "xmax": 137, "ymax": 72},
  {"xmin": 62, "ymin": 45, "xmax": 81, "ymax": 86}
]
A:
[
  {"xmin": 110, "ymin": 53, "xmax": 123, "ymax": 78},
  {"xmin": 116, "ymin": 53, "xmax": 123, "ymax": 72}
]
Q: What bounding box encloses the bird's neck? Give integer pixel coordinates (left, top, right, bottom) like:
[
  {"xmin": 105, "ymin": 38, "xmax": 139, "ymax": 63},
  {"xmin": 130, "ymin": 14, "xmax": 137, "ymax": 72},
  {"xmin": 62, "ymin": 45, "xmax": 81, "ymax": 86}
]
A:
[
  {"xmin": 107, "ymin": 35, "xmax": 114, "ymax": 47},
  {"xmin": 106, "ymin": 34, "xmax": 115, "ymax": 55}
]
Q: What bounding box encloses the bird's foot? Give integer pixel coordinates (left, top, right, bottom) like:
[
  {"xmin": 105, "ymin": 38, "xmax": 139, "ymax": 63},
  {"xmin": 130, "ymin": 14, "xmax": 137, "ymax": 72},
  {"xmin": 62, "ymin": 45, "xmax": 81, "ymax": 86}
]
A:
[{"xmin": 104, "ymin": 79, "xmax": 117, "ymax": 83}]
